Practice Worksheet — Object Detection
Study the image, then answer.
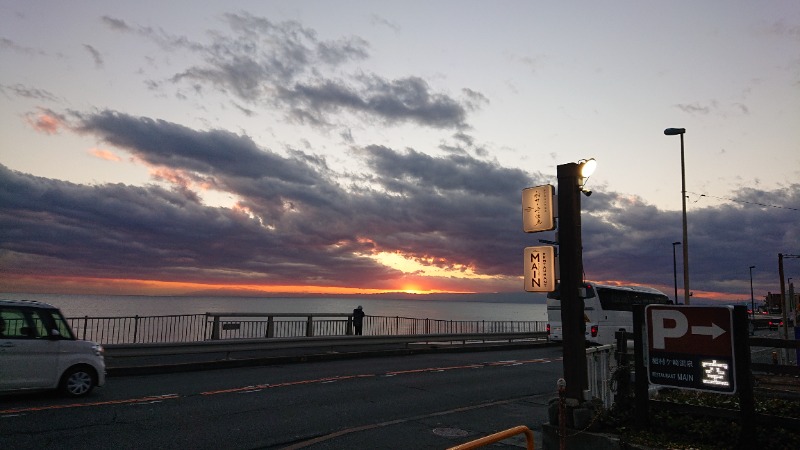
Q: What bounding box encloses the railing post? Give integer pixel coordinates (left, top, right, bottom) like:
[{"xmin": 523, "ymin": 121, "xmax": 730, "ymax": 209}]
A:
[
  {"xmin": 132, "ymin": 315, "xmax": 139, "ymax": 344},
  {"xmin": 306, "ymin": 316, "xmax": 314, "ymax": 337},
  {"xmin": 614, "ymin": 330, "xmax": 630, "ymax": 410},
  {"xmin": 733, "ymin": 305, "xmax": 755, "ymax": 446},
  {"xmin": 425, "ymin": 318, "xmax": 430, "ymax": 334},
  {"xmin": 82, "ymin": 316, "xmax": 88, "ymax": 340},
  {"xmin": 346, "ymin": 316, "xmax": 353, "ymax": 335},
  {"xmin": 632, "ymin": 305, "xmax": 649, "ymax": 428},
  {"xmin": 266, "ymin": 316, "xmax": 274, "ymax": 338},
  {"xmin": 211, "ymin": 315, "xmax": 220, "ymax": 340}
]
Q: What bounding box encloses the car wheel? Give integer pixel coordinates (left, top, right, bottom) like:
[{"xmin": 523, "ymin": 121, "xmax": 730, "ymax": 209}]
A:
[{"xmin": 60, "ymin": 366, "xmax": 96, "ymax": 397}]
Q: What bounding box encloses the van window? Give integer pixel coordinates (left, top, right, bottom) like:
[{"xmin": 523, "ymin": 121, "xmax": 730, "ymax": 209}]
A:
[
  {"xmin": 0, "ymin": 309, "xmax": 33, "ymax": 339},
  {"xmin": 49, "ymin": 310, "xmax": 75, "ymax": 339}
]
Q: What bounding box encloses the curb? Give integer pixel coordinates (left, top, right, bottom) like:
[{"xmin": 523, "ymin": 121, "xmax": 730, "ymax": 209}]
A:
[{"xmin": 107, "ymin": 340, "xmax": 557, "ymax": 376}]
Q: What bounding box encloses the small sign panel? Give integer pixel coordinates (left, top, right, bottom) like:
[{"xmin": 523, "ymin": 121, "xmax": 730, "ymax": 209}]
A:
[
  {"xmin": 645, "ymin": 305, "xmax": 736, "ymax": 393},
  {"xmin": 524, "ymin": 246, "xmax": 556, "ymax": 292},
  {"xmin": 522, "ymin": 185, "xmax": 556, "ymax": 232}
]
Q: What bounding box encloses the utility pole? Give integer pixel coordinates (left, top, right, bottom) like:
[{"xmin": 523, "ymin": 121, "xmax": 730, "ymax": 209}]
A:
[
  {"xmin": 778, "ymin": 254, "xmax": 800, "ymax": 364},
  {"xmin": 557, "ymin": 162, "xmax": 588, "ymax": 404}
]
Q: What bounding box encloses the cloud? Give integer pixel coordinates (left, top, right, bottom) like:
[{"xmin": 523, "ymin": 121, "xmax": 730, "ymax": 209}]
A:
[
  {"xmin": 89, "ymin": 148, "xmax": 122, "ymax": 161},
  {"xmin": 0, "ymin": 164, "xmax": 395, "ymax": 287},
  {"xmin": 83, "ymin": 44, "xmax": 103, "ymax": 67},
  {"xmin": 0, "ymin": 83, "xmax": 58, "ymax": 102},
  {"xmin": 2, "ymin": 107, "xmax": 799, "ymax": 299},
  {"xmin": 25, "ymin": 108, "xmax": 65, "ymax": 134},
  {"xmin": 104, "ymin": 12, "xmax": 472, "ymax": 129},
  {"xmin": 0, "ymin": 37, "xmax": 44, "ymax": 55},
  {"xmin": 280, "ymin": 76, "xmax": 468, "ymax": 128},
  {"xmin": 0, "ymin": 110, "xmax": 540, "ymax": 289}
]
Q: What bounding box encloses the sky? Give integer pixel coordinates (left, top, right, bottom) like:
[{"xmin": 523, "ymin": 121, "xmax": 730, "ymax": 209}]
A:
[{"xmin": 1, "ymin": 1, "xmax": 799, "ymax": 303}]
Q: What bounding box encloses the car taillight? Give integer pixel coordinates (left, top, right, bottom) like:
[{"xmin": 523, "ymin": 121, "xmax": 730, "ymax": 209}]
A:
[
  {"xmin": 546, "ymin": 323, "xmax": 551, "ymax": 335},
  {"xmin": 591, "ymin": 325, "xmax": 598, "ymax": 337}
]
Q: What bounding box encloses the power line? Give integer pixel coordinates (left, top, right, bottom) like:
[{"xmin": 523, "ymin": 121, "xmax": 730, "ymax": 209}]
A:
[{"xmin": 687, "ymin": 191, "xmax": 799, "ymax": 212}]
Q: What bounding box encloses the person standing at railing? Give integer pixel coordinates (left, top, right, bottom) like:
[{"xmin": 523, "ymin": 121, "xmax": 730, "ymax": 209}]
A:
[{"xmin": 353, "ymin": 306, "xmax": 365, "ymax": 335}]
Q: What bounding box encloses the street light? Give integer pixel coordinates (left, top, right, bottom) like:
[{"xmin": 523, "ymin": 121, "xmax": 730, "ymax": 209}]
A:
[
  {"xmin": 672, "ymin": 242, "xmax": 681, "ymax": 304},
  {"xmin": 749, "ymin": 265, "xmax": 756, "ymax": 322},
  {"xmin": 664, "ymin": 127, "xmax": 690, "ymax": 305},
  {"xmin": 557, "ymin": 157, "xmax": 596, "ymax": 404}
]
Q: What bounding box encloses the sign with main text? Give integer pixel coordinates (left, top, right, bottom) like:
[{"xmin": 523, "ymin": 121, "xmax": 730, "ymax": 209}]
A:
[
  {"xmin": 522, "ymin": 185, "xmax": 556, "ymax": 232},
  {"xmin": 524, "ymin": 246, "xmax": 556, "ymax": 292},
  {"xmin": 645, "ymin": 305, "xmax": 736, "ymax": 393}
]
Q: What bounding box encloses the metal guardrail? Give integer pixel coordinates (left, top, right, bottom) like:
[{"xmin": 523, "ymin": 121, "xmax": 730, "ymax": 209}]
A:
[{"xmin": 66, "ymin": 313, "xmax": 546, "ymax": 345}]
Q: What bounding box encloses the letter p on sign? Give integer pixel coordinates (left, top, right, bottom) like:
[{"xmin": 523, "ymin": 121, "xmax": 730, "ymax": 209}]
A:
[{"xmin": 651, "ymin": 309, "xmax": 688, "ymax": 350}]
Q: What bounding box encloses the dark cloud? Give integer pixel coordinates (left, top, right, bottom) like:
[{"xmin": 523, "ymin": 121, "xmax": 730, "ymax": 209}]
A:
[
  {"xmin": 104, "ymin": 12, "xmax": 472, "ymax": 129},
  {"xmin": 280, "ymin": 76, "xmax": 467, "ymax": 128},
  {"xmin": 0, "ymin": 164, "xmax": 394, "ymax": 286},
  {"xmin": 3, "ymin": 110, "xmax": 798, "ymax": 299},
  {"xmin": 0, "ymin": 111, "xmax": 537, "ymax": 287},
  {"xmin": 0, "ymin": 103, "xmax": 800, "ymax": 299}
]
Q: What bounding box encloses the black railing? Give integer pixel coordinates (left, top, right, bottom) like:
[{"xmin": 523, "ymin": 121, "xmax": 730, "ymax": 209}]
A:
[{"xmin": 66, "ymin": 313, "xmax": 546, "ymax": 345}]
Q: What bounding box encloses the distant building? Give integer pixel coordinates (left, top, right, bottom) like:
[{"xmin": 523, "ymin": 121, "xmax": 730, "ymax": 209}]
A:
[{"xmin": 765, "ymin": 290, "xmax": 800, "ymax": 314}]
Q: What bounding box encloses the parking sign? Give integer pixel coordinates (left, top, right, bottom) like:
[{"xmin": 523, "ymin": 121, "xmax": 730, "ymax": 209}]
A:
[{"xmin": 646, "ymin": 305, "xmax": 736, "ymax": 393}]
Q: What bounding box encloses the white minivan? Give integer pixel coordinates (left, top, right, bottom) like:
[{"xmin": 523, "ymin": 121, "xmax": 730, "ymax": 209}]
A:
[{"xmin": 0, "ymin": 299, "xmax": 105, "ymax": 397}]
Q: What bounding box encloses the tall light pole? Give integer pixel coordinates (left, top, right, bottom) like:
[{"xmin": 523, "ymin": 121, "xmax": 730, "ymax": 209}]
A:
[
  {"xmin": 749, "ymin": 265, "xmax": 756, "ymax": 320},
  {"xmin": 665, "ymin": 128, "xmax": 690, "ymax": 305},
  {"xmin": 557, "ymin": 158, "xmax": 596, "ymax": 405},
  {"xmin": 672, "ymin": 241, "xmax": 681, "ymax": 304}
]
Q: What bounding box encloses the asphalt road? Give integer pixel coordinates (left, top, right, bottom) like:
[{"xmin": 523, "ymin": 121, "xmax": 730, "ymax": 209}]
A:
[{"xmin": 0, "ymin": 346, "xmax": 564, "ymax": 449}]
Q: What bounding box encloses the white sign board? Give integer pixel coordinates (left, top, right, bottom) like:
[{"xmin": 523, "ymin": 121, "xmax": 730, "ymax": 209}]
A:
[
  {"xmin": 522, "ymin": 185, "xmax": 556, "ymax": 232},
  {"xmin": 524, "ymin": 246, "xmax": 556, "ymax": 292}
]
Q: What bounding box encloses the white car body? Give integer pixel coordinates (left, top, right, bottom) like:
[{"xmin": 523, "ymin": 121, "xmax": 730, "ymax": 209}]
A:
[{"xmin": 0, "ymin": 299, "xmax": 105, "ymax": 397}]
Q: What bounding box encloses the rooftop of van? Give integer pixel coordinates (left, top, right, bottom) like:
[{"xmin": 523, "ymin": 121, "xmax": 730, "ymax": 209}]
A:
[{"xmin": 0, "ymin": 299, "xmax": 58, "ymax": 309}]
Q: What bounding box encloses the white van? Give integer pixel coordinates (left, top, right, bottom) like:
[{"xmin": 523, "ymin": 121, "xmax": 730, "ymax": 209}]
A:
[
  {"xmin": 0, "ymin": 299, "xmax": 105, "ymax": 397},
  {"xmin": 547, "ymin": 283, "xmax": 671, "ymax": 345}
]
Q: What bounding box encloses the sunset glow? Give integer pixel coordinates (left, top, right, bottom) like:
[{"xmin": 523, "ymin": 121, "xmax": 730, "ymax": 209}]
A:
[{"xmin": 0, "ymin": 275, "xmax": 468, "ymax": 297}]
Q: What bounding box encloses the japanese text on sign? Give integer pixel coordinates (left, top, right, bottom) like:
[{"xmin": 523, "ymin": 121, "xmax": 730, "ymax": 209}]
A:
[{"xmin": 522, "ymin": 185, "xmax": 555, "ymax": 232}]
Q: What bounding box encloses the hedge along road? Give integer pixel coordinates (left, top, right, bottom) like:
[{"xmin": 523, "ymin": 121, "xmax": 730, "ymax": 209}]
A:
[{"xmin": 0, "ymin": 346, "xmax": 564, "ymax": 450}]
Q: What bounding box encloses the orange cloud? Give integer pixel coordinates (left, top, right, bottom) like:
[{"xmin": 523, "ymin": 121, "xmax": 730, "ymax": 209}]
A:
[
  {"xmin": 89, "ymin": 148, "xmax": 122, "ymax": 161},
  {"xmin": 26, "ymin": 111, "xmax": 63, "ymax": 134}
]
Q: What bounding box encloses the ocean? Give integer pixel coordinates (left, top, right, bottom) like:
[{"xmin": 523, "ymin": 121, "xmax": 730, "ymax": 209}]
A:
[{"xmin": 0, "ymin": 292, "xmax": 547, "ymax": 322}]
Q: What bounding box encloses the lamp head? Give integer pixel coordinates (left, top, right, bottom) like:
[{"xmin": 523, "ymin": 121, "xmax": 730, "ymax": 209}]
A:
[
  {"xmin": 664, "ymin": 128, "xmax": 686, "ymax": 136},
  {"xmin": 578, "ymin": 158, "xmax": 597, "ymax": 178},
  {"xmin": 577, "ymin": 158, "xmax": 597, "ymax": 196},
  {"xmin": 673, "ymin": 241, "xmax": 681, "ymax": 246}
]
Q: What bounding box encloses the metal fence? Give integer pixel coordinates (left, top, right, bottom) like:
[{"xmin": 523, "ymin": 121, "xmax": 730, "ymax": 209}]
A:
[
  {"xmin": 586, "ymin": 344, "xmax": 617, "ymax": 409},
  {"xmin": 66, "ymin": 313, "xmax": 546, "ymax": 345},
  {"xmin": 67, "ymin": 314, "xmax": 209, "ymax": 344}
]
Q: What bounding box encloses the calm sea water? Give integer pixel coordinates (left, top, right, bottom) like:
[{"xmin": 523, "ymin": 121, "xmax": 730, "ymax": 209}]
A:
[{"xmin": 0, "ymin": 293, "xmax": 547, "ymax": 323}]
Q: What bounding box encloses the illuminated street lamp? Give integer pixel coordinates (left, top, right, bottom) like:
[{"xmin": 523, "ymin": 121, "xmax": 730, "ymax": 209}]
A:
[
  {"xmin": 664, "ymin": 127, "xmax": 690, "ymax": 305},
  {"xmin": 672, "ymin": 242, "xmax": 681, "ymax": 304}
]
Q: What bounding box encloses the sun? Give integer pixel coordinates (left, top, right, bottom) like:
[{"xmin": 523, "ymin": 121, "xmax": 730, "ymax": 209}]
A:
[{"xmin": 400, "ymin": 284, "xmax": 425, "ymax": 294}]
